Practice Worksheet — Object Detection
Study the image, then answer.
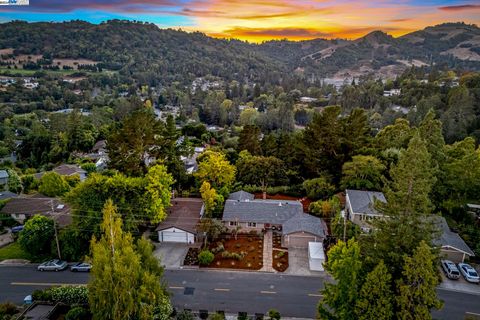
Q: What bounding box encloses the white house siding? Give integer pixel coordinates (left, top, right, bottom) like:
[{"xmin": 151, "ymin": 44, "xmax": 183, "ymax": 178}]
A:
[{"xmin": 158, "ymin": 227, "xmax": 194, "ymax": 243}]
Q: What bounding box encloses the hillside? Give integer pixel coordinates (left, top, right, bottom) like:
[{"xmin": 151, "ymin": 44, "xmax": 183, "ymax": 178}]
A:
[{"xmin": 0, "ymin": 20, "xmax": 479, "ymax": 84}]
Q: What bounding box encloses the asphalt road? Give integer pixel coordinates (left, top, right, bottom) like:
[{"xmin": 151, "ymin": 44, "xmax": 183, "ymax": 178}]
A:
[{"xmin": 1, "ymin": 265, "xmax": 479, "ymax": 319}]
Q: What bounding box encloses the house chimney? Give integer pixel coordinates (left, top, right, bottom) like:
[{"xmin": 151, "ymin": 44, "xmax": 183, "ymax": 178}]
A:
[{"xmin": 263, "ymin": 191, "xmax": 267, "ymax": 200}]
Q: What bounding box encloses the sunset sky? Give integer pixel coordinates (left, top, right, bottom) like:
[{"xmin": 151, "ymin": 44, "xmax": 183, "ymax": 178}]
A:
[{"xmin": 0, "ymin": 0, "xmax": 479, "ymax": 42}]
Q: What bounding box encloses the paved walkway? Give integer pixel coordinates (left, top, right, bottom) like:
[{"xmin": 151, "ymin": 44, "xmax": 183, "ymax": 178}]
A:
[
  {"xmin": 260, "ymin": 230, "xmax": 275, "ymax": 272},
  {"xmin": 0, "ymin": 231, "xmax": 13, "ymax": 248}
]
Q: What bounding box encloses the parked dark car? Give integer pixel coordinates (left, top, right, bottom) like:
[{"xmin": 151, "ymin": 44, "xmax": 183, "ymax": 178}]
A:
[
  {"xmin": 11, "ymin": 225, "xmax": 24, "ymax": 233},
  {"xmin": 70, "ymin": 262, "xmax": 92, "ymax": 272}
]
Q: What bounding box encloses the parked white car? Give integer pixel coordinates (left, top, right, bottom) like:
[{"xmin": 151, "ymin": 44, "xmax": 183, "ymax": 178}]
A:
[
  {"xmin": 441, "ymin": 260, "xmax": 460, "ymax": 280},
  {"xmin": 458, "ymin": 263, "xmax": 480, "ymax": 284}
]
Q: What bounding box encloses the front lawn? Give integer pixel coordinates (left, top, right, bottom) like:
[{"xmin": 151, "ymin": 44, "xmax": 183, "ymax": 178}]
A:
[{"xmin": 0, "ymin": 242, "xmax": 33, "ymax": 262}]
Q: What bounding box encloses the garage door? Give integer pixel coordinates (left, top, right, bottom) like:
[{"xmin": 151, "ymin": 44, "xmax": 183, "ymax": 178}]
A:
[
  {"xmin": 288, "ymin": 235, "xmax": 317, "ymax": 248},
  {"xmin": 159, "ymin": 230, "xmax": 193, "ymax": 243}
]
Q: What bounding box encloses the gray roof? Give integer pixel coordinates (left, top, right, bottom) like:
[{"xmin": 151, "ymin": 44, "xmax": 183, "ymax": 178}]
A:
[
  {"xmin": 283, "ymin": 213, "xmax": 327, "ymax": 237},
  {"xmin": 346, "ymin": 189, "xmax": 386, "ymax": 216},
  {"xmin": 0, "ymin": 191, "xmax": 18, "ymax": 201},
  {"xmin": 0, "ymin": 170, "xmax": 8, "ymax": 179},
  {"xmin": 432, "ymin": 216, "xmax": 474, "ymax": 256},
  {"xmin": 228, "ymin": 191, "xmax": 255, "ymax": 201},
  {"xmin": 223, "ymin": 199, "xmax": 303, "ymax": 224}
]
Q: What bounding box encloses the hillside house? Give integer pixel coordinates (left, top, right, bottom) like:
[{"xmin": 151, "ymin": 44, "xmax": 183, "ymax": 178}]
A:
[{"xmin": 345, "ymin": 189, "xmax": 386, "ymax": 232}]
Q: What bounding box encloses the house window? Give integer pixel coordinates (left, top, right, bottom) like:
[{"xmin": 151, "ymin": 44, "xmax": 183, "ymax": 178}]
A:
[
  {"xmin": 229, "ymin": 221, "xmax": 237, "ymax": 226},
  {"xmin": 247, "ymin": 222, "xmax": 257, "ymax": 227}
]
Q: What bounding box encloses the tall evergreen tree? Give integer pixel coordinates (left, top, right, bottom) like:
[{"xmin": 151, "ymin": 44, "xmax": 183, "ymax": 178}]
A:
[
  {"xmin": 89, "ymin": 200, "xmax": 172, "ymax": 320},
  {"xmin": 366, "ymin": 132, "xmax": 437, "ymax": 278},
  {"xmin": 238, "ymin": 125, "xmax": 262, "ymax": 155},
  {"xmin": 355, "ymin": 261, "xmax": 394, "ymax": 320},
  {"xmin": 396, "ymin": 241, "xmax": 443, "ymax": 320}
]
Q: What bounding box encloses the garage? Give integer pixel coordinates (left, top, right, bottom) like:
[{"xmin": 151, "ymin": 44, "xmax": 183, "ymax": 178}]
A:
[
  {"xmin": 308, "ymin": 242, "xmax": 325, "ymax": 271},
  {"xmin": 284, "ymin": 232, "xmax": 320, "ymax": 248},
  {"xmin": 158, "ymin": 227, "xmax": 194, "ymax": 244}
]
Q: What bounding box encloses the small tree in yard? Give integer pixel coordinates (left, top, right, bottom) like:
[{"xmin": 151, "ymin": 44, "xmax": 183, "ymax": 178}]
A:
[
  {"xmin": 18, "ymin": 215, "xmax": 55, "ymax": 257},
  {"xmin": 39, "ymin": 171, "xmax": 70, "ymax": 197},
  {"xmin": 268, "ymin": 309, "xmax": 281, "ymax": 320},
  {"xmin": 198, "ymin": 250, "xmax": 214, "ymax": 266},
  {"xmin": 199, "ymin": 218, "xmax": 226, "ymax": 246}
]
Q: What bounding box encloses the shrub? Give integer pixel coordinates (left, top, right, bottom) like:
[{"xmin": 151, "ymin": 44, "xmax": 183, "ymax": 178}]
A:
[
  {"xmin": 39, "ymin": 172, "xmax": 70, "ymax": 197},
  {"xmin": 176, "ymin": 310, "xmax": 194, "ymax": 320},
  {"xmin": 65, "ymin": 306, "xmax": 89, "ymax": 320},
  {"xmin": 198, "ymin": 250, "xmax": 215, "ymax": 266},
  {"xmin": 49, "ymin": 286, "xmax": 89, "ymax": 305},
  {"xmin": 21, "ymin": 174, "xmax": 40, "ymax": 194},
  {"xmin": 32, "ymin": 289, "xmax": 53, "ymax": 302},
  {"xmin": 221, "ymin": 251, "xmax": 245, "ymax": 260},
  {"xmin": 211, "ymin": 243, "xmax": 225, "ymax": 254},
  {"xmin": 302, "ymin": 177, "xmax": 335, "ymax": 200},
  {"xmin": 268, "ymin": 309, "xmax": 281, "ymax": 320},
  {"xmin": 80, "ymin": 163, "xmax": 97, "ymax": 174},
  {"xmin": 0, "ymin": 302, "xmax": 17, "ymax": 316},
  {"xmin": 209, "ymin": 312, "xmax": 225, "ymax": 320},
  {"xmin": 276, "ymin": 251, "xmax": 285, "ymax": 258}
]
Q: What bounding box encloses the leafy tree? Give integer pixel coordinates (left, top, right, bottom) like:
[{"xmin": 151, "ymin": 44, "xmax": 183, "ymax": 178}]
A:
[
  {"xmin": 236, "ymin": 152, "xmax": 286, "ymax": 194},
  {"xmin": 302, "ymin": 177, "xmax": 335, "ymax": 200},
  {"xmin": 268, "ymin": 309, "xmax": 281, "ymax": 320},
  {"xmin": 375, "ymin": 118, "xmax": 413, "ymax": 150},
  {"xmin": 198, "ymin": 218, "xmax": 226, "ymax": 245},
  {"xmin": 341, "ymin": 155, "xmax": 385, "ymax": 190},
  {"xmin": 200, "ymin": 181, "xmax": 218, "ymax": 217},
  {"xmin": 88, "ymin": 200, "xmax": 172, "ymax": 320},
  {"xmin": 80, "ymin": 163, "xmax": 97, "ymax": 174},
  {"xmin": 58, "ymin": 226, "xmax": 90, "ymax": 262},
  {"xmin": 396, "ymin": 241, "xmax": 442, "ymax": 320},
  {"xmin": 309, "ymin": 196, "xmax": 341, "ymax": 218},
  {"xmin": 442, "ymin": 86, "xmax": 475, "ymax": 143},
  {"xmin": 238, "ymin": 125, "xmax": 262, "ymax": 155},
  {"xmin": 6, "ymin": 168, "xmax": 22, "ymax": 194},
  {"xmin": 355, "ymin": 261, "xmax": 394, "ymax": 320},
  {"xmin": 107, "ymin": 109, "xmax": 164, "ymax": 176},
  {"xmin": 239, "ymin": 108, "xmax": 258, "ymax": 126},
  {"xmin": 145, "ymin": 165, "xmax": 174, "ymax": 223},
  {"xmin": 318, "ymin": 239, "xmax": 362, "ymax": 320},
  {"xmin": 330, "ymin": 214, "xmax": 360, "ymax": 241},
  {"xmin": 39, "ymin": 171, "xmax": 70, "ymax": 197},
  {"xmin": 18, "ymin": 215, "xmax": 55, "ymax": 257},
  {"xmin": 196, "ymin": 151, "xmax": 236, "ymax": 190}
]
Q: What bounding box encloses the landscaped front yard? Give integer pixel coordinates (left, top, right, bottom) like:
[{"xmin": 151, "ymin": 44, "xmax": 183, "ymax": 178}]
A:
[
  {"xmin": 272, "ymin": 231, "xmax": 289, "ymax": 272},
  {"xmin": 184, "ymin": 233, "xmax": 264, "ymax": 270}
]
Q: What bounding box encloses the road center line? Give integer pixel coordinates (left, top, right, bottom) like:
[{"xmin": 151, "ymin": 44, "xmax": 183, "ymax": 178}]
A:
[
  {"xmin": 308, "ymin": 293, "xmax": 323, "ymax": 297},
  {"xmin": 169, "ymin": 286, "xmax": 184, "ymax": 290},
  {"xmin": 260, "ymin": 290, "xmax": 276, "ymax": 294},
  {"xmin": 466, "ymin": 312, "xmax": 480, "ymax": 316},
  {"xmin": 214, "ymin": 288, "xmax": 230, "ymax": 291},
  {"xmin": 11, "ymin": 282, "xmax": 86, "ymax": 287}
]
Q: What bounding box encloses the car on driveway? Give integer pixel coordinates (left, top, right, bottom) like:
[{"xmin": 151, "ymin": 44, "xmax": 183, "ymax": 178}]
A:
[
  {"xmin": 441, "ymin": 260, "xmax": 460, "ymax": 280},
  {"xmin": 70, "ymin": 262, "xmax": 92, "ymax": 272},
  {"xmin": 458, "ymin": 263, "xmax": 480, "ymax": 284},
  {"xmin": 11, "ymin": 225, "xmax": 24, "ymax": 233},
  {"xmin": 37, "ymin": 259, "xmax": 68, "ymax": 271}
]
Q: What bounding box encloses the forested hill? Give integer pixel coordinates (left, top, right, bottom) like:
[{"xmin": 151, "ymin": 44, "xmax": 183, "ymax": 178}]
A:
[
  {"xmin": 0, "ymin": 20, "xmax": 284, "ymax": 85},
  {"xmin": 0, "ymin": 20, "xmax": 479, "ymax": 84}
]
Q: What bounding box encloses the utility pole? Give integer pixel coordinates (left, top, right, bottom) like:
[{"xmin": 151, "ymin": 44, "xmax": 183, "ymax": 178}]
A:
[
  {"xmin": 51, "ymin": 200, "xmax": 62, "ymax": 260},
  {"xmin": 343, "ymin": 210, "xmax": 347, "ymax": 242}
]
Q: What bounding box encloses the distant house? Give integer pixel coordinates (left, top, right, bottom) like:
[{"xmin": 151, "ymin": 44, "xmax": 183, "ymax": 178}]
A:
[
  {"xmin": 155, "ymin": 198, "xmax": 204, "ymax": 243},
  {"xmin": 383, "ymin": 89, "xmax": 401, "ymax": 97},
  {"xmin": 1, "ymin": 196, "xmax": 72, "ymax": 227},
  {"xmin": 181, "ymin": 146, "xmax": 205, "ymax": 174},
  {"xmin": 222, "ymin": 191, "xmax": 327, "ymax": 248},
  {"xmin": 300, "ymin": 96, "xmax": 318, "ymax": 103},
  {"xmin": 0, "ymin": 170, "xmax": 8, "ymax": 187},
  {"xmin": 433, "ymin": 216, "xmax": 474, "ymax": 263},
  {"xmin": 345, "ymin": 189, "xmax": 387, "ymax": 232},
  {"xmin": 35, "ymin": 164, "xmax": 87, "ymax": 181}
]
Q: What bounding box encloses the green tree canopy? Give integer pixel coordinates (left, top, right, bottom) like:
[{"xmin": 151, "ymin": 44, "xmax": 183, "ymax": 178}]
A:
[
  {"xmin": 236, "ymin": 151, "xmax": 286, "ymax": 193},
  {"xmin": 88, "ymin": 200, "xmax": 172, "ymax": 320},
  {"xmin": 39, "ymin": 171, "xmax": 70, "ymax": 197},
  {"xmin": 196, "ymin": 150, "xmax": 236, "ymax": 191},
  {"xmin": 341, "ymin": 155, "xmax": 385, "ymax": 190},
  {"xmin": 18, "ymin": 215, "xmax": 55, "ymax": 257}
]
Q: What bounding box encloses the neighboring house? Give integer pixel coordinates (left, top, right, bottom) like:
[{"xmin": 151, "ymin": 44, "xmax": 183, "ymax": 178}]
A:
[
  {"xmin": 345, "ymin": 189, "xmax": 386, "ymax": 232},
  {"xmin": 383, "ymin": 89, "xmax": 401, "ymax": 97},
  {"xmin": 0, "ymin": 191, "xmax": 18, "ymax": 201},
  {"xmin": 181, "ymin": 146, "xmax": 205, "ymax": 174},
  {"xmin": 0, "ymin": 170, "xmax": 9, "ymax": 188},
  {"xmin": 35, "ymin": 164, "xmax": 87, "ymax": 181},
  {"xmin": 223, "ymin": 191, "xmax": 327, "ymax": 248},
  {"xmin": 433, "ymin": 216, "xmax": 475, "ymax": 263},
  {"xmin": 155, "ymin": 198, "xmax": 204, "ymax": 243},
  {"xmin": 1, "ymin": 196, "xmax": 72, "ymax": 227}
]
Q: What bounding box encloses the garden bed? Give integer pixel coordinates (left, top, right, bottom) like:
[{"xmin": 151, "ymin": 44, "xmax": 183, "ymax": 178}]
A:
[
  {"xmin": 206, "ymin": 234, "xmax": 264, "ymax": 270},
  {"xmin": 272, "ymin": 231, "xmax": 287, "ymax": 249},
  {"xmin": 272, "ymin": 249, "xmax": 289, "ymax": 272},
  {"xmin": 183, "ymin": 248, "xmax": 199, "ymax": 266}
]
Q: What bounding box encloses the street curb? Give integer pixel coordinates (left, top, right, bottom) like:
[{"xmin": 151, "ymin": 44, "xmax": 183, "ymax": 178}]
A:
[
  {"xmin": 165, "ymin": 267, "xmax": 330, "ymax": 279},
  {"xmin": 437, "ymin": 286, "xmax": 480, "ymax": 296}
]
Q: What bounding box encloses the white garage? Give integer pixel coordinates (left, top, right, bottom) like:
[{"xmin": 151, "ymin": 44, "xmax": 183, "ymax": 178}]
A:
[
  {"xmin": 158, "ymin": 227, "xmax": 194, "ymax": 244},
  {"xmin": 308, "ymin": 242, "xmax": 325, "ymax": 271}
]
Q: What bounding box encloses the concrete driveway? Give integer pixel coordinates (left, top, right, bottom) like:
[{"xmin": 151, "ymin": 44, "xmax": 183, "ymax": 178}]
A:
[
  {"xmin": 153, "ymin": 242, "xmax": 190, "ymax": 269},
  {"xmin": 284, "ymin": 247, "xmax": 324, "ymax": 277}
]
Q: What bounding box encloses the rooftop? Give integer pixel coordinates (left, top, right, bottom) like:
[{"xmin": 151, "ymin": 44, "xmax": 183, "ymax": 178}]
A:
[
  {"xmin": 155, "ymin": 198, "xmax": 204, "ymax": 234},
  {"xmin": 346, "ymin": 189, "xmax": 386, "ymax": 216},
  {"xmin": 282, "ymin": 213, "xmax": 327, "ymax": 238},
  {"xmin": 432, "ymin": 216, "xmax": 474, "ymax": 256}
]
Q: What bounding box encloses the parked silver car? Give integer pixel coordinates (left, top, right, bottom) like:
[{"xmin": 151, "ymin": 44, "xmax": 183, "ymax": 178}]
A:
[
  {"xmin": 70, "ymin": 262, "xmax": 92, "ymax": 272},
  {"xmin": 441, "ymin": 260, "xmax": 460, "ymax": 280},
  {"xmin": 37, "ymin": 259, "xmax": 68, "ymax": 272},
  {"xmin": 458, "ymin": 263, "xmax": 480, "ymax": 284}
]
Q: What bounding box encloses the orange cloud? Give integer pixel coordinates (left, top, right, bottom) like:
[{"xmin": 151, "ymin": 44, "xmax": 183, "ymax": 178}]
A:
[{"xmin": 438, "ymin": 4, "xmax": 480, "ymax": 11}]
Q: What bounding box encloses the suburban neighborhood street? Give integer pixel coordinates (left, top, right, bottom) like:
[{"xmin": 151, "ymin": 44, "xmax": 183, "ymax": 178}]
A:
[{"xmin": 0, "ymin": 265, "xmax": 479, "ymax": 319}]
